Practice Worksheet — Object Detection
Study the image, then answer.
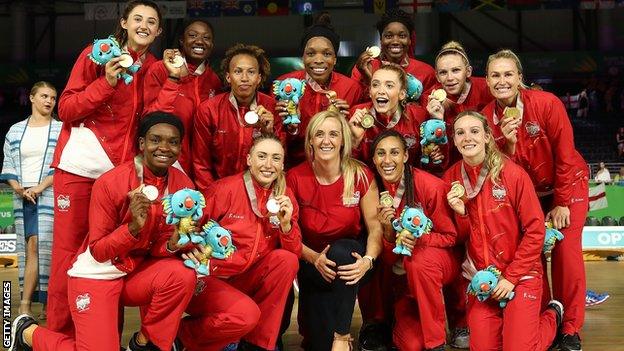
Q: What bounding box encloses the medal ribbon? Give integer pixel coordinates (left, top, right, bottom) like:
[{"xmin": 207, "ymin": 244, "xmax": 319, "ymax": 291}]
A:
[
  {"xmin": 243, "ymin": 170, "xmax": 275, "ymax": 219},
  {"xmin": 392, "ymin": 176, "xmax": 406, "ymax": 209},
  {"xmin": 493, "ymin": 93, "xmax": 525, "ymax": 125},
  {"xmin": 228, "ymin": 93, "xmax": 259, "ymax": 127},
  {"xmin": 370, "ymin": 106, "xmax": 403, "ymax": 129},
  {"xmin": 455, "ymin": 80, "xmax": 472, "ymax": 105},
  {"xmin": 460, "ymin": 162, "xmax": 489, "ymax": 199},
  {"xmin": 134, "ymin": 155, "xmax": 169, "ymax": 196}
]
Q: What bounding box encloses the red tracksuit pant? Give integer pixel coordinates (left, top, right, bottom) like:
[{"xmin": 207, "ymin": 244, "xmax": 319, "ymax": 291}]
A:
[
  {"xmin": 540, "ymin": 179, "xmax": 588, "ymax": 335},
  {"xmin": 393, "ymin": 246, "xmax": 461, "ymax": 350},
  {"xmin": 32, "ymin": 258, "xmax": 196, "ymax": 351},
  {"xmin": 179, "ymin": 276, "xmax": 261, "ymax": 351},
  {"xmin": 47, "ymin": 170, "xmax": 95, "ymax": 336},
  {"xmin": 467, "ymin": 277, "xmax": 557, "ymax": 351},
  {"xmin": 226, "ymin": 249, "xmax": 299, "ymax": 350}
]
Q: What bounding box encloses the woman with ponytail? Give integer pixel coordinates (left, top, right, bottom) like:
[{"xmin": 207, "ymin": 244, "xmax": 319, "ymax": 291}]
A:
[
  {"xmin": 482, "ymin": 49, "xmax": 589, "ymax": 351},
  {"xmin": 352, "ymin": 8, "xmax": 436, "ymax": 100},
  {"xmin": 424, "ymin": 41, "xmax": 494, "ymax": 171},
  {"xmin": 443, "ymin": 111, "xmax": 562, "ymax": 350},
  {"xmin": 49, "ymin": 0, "xmax": 162, "ymax": 336},
  {"xmin": 198, "ymin": 133, "xmax": 301, "ymax": 351},
  {"xmin": 368, "ymin": 130, "xmax": 461, "ymax": 351},
  {"xmin": 287, "ymin": 110, "xmax": 382, "ymax": 351}
]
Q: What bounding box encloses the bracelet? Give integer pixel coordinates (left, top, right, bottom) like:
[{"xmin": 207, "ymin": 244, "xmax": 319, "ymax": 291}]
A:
[
  {"xmin": 168, "ymin": 75, "xmax": 180, "ymax": 81},
  {"xmin": 363, "ymin": 255, "xmax": 375, "ymax": 271}
]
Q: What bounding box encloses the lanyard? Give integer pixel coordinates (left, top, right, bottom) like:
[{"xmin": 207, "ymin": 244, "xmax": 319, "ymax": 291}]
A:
[
  {"xmin": 392, "ymin": 176, "xmax": 406, "ymax": 209},
  {"xmin": 460, "ymin": 162, "xmax": 488, "ymax": 199},
  {"xmin": 370, "ymin": 106, "xmax": 403, "ymax": 129}
]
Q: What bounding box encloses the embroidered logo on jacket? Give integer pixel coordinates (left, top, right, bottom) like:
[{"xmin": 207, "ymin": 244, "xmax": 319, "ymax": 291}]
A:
[
  {"xmin": 75, "ymin": 293, "xmax": 91, "ymax": 312},
  {"xmin": 492, "ymin": 185, "xmax": 507, "ymax": 201},
  {"xmin": 404, "ymin": 134, "xmax": 417, "ymax": 149},
  {"xmin": 525, "ymin": 122, "xmax": 541, "ymax": 137},
  {"xmin": 344, "ymin": 191, "xmax": 361, "ymax": 207},
  {"xmin": 57, "ymin": 195, "xmax": 70, "ymax": 211}
]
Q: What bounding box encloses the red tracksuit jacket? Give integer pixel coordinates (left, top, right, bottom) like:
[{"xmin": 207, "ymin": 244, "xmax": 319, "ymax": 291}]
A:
[
  {"xmin": 423, "ymin": 77, "xmax": 494, "ymax": 170},
  {"xmin": 351, "ymin": 57, "xmax": 437, "ymax": 101},
  {"xmin": 192, "ymin": 92, "xmax": 281, "ymax": 194},
  {"xmin": 71, "ymin": 161, "xmax": 194, "ymax": 276},
  {"xmin": 286, "ymin": 162, "xmax": 374, "ymax": 252},
  {"xmin": 349, "ymin": 102, "xmax": 428, "ymax": 168},
  {"xmin": 379, "ymin": 167, "xmax": 459, "ymax": 264},
  {"xmin": 55, "ymin": 45, "xmax": 157, "ymax": 170},
  {"xmin": 443, "ymin": 159, "xmax": 544, "ymax": 285},
  {"xmin": 143, "ymin": 60, "xmax": 222, "ymax": 175},
  {"xmin": 481, "ymin": 89, "xmax": 588, "ymax": 207},
  {"xmin": 201, "ymin": 173, "xmax": 302, "ymax": 277},
  {"xmin": 274, "ymin": 70, "xmax": 364, "ymax": 167}
]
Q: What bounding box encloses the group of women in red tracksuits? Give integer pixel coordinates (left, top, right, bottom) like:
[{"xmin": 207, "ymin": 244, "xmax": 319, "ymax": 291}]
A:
[{"xmin": 9, "ymin": 1, "xmax": 589, "ymax": 351}]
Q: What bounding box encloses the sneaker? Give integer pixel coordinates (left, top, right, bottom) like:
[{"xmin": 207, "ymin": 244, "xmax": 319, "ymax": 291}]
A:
[
  {"xmin": 585, "ymin": 290, "xmax": 610, "ymax": 307},
  {"xmin": 559, "ymin": 333, "xmax": 582, "ymax": 351},
  {"xmin": 358, "ymin": 323, "xmax": 389, "ymax": 351},
  {"xmin": 449, "ymin": 327, "xmax": 469, "ymax": 349},
  {"xmin": 126, "ymin": 332, "xmax": 159, "ymax": 351},
  {"xmin": 8, "ymin": 313, "xmax": 38, "ymax": 351},
  {"xmin": 547, "ymin": 300, "xmax": 564, "ymax": 327}
]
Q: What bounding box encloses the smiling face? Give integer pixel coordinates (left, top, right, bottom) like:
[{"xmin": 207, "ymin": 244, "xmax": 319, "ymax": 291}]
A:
[
  {"xmin": 303, "ymin": 36, "xmax": 336, "ymax": 86},
  {"xmin": 226, "ymin": 54, "xmax": 261, "ymax": 103},
  {"xmin": 120, "ymin": 4, "xmax": 162, "ymax": 52},
  {"xmin": 370, "ymin": 69, "xmax": 406, "ymax": 115},
  {"xmin": 310, "ymin": 117, "xmax": 343, "ymax": 162},
  {"xmin": 486, "ymin": 57, "xmax": 523, "ymax": 106},
  {"xmin": 247, "ymin": 138, "xmax": 285, "ymax": 188},
  {"xmin": 139, "ymin": 123, "xmax": 181, "ymax": 175},
  {"xmin": 30, "ymin": 86, "xmax": 56, "ymax": 117},
  {"xmin": 453, "ymin": 114, "xmax": 490, "ymax": 166},
  {"xmin": 381, "ymin": 22, "xmax": 411, "ymax": 62},
  {"xmin": 180, "ymin": 21, "xmax": 213, "ymax": 65},
  {"xmin": 373, "ymin": 136, "xmax": 408, "ymax": 184},
  {"xmin": 436, "ymin": 54, "xmax": 472, "ymax": 96}
]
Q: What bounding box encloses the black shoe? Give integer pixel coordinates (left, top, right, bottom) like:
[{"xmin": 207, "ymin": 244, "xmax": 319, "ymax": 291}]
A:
[
  {"xmin": 126, "ymin": 332, "xmax": 160, "ymax": 351},
  {"xmin": 548, "ymin": 300, "xmax": 564, "ymax": 328},
  {"xmin": 358, "ymin": 323, "xmax": 389, "ymax": 351},
  {"xmin": 8, "ymin": 313, "xmax": 38, "ymax": 351},
  {"xmin": 559, "ymin": 333, "xmax": 582, "ymax": 351},
  {"xmin": 237, "ymin": 340, "xmax": 267, "ymax": 351}
]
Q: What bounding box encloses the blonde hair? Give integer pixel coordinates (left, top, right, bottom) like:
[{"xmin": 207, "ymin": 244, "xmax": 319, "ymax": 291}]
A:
[
  {"xmin": 486, "ymin": 49, "xmax": 528, "ymax": 88},
  {"xmin": 304, "ymin": 110, "xmax": 368, "ymax": 204},
  {"xmin": 30, "ymin": 81, "xmax": 56, "ymax": 96},
  {"xmin": 249, "ymin": 133, "xmax": 286, "ymax": 197},
  {"xmin": 436, "ymin": 41, "xmax": 470, "ymax": 67},
  {"xmin": 453, "ymin": 111, "xmax": 504, "ymax": 185}
]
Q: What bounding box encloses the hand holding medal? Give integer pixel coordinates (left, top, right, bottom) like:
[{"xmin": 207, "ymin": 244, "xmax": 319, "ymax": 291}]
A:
[
  {"xmin": 347, "ymin": 108, "xmax": 371, "ymax": 145},
  {"xmin": 268, "ymin": 195, "xmax": 294, "ymax": 232},
  {"xmin": 163, "ymin": 49, "xmax": 185, "ymax": 79},
  {"xmin": 446, "ymin": 181, "xmax": 466, "ymax": 216},
  {"xmin": 500, "ymin": 106, "xmax": 521, "ymax": 144}
]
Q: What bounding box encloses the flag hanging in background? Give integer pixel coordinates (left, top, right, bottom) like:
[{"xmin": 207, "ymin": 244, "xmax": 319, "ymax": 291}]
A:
[
  {"xmin": 363, "ymin": 0, "xmax": 399, "ymax": 14},
  {"xmin": 507, "ymin": 0, "xmax": 542, "ymax": 9},
  {"xmin": 434, "ymin": 0, "xmax": 470, "ymax": 12},
  {"xmin": 257, "ymin": 0, "xmax": 289, "ymax": 16},
  {"xmin": 221, "ymin": 0, "xmax": 256, "ymax": 16},
  {"xmin": 187, "ymin": 0, "xmax": 222, "ymax": 17},
  {"xmin": 291, "ymin": 0, "xmax": 324, "ymax": 15},
  {"xmin": 156, "ymin": 1, "xmax": 187, "ymax": 18},
  {"xmin": 470, "ymin": 0, "xmax": 505, "ymax": 9},
  {"xmin": 589, "ymin": 183, "xmax": 608, "ymax": 211},
  {"xmin": 84, "ymin": 3, "xmax": 118, "ymax": 21}
]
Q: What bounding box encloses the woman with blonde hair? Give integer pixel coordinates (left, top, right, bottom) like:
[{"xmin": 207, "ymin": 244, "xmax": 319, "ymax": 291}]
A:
[
  {"xmin": 443, "ymin": 110, "xmax": 562, "ymax": 350},
  {"xmin": 287, "ymin": 110, "xmax": 382, "ymax": 351},
  {"xmin": 481, "ymin": 49, "xmax": 589, "ymax": 351}
]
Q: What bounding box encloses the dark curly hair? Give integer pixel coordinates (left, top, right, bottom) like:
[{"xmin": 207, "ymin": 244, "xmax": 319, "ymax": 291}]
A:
[{"xmin": 220, "ymin": 43, "xmax": 271, "ymax": 87}]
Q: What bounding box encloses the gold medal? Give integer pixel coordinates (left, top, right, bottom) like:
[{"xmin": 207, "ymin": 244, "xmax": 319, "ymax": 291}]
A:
[
  {"xmin": 504, "ymin": 107, "xmax": 520, "ymax": 120},
  {"xmin": 171, "ymin": 55, "xmax": 184, "ymax": 68},
  {"xmin": 118, "ymin": 53, "xmax": 134, "ymax": 68},
  {"xmin": 367, "ymin": 46, "xmax": 381, "ymax": 58},
  {"xmin": 451, "ymin": 181, "xmax": 466, "ymax": 199},
  {"xmin": 361, "ymin": 114, "xmax": 375, "ymax": 129},
  {"xmin": 380, "ymin": 191, "xmax": 393, "ymax": 208},
  {"xmin": 325, "ymin": 91, "xmax": 339, "ymax": 112},
  {"xmin": 431, "ymin": 89, "xmax": 447, "ymax": 102}
]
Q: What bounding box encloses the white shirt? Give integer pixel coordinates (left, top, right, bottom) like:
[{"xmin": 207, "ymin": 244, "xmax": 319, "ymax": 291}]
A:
[
  {"xmin": 595, "ymin": 169, "xmax": 611, "ymax": 183},
  {"xmin": 20, "ymin": 125, "xmax": 49, "ymax": 187}
]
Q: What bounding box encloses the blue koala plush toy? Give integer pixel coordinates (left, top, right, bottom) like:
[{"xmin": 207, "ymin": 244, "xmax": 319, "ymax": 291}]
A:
[
  {"xmin": 184, "ymin": 220, "xmax": 236, "ymax": 275},
  {"xmin": 467, "ymin": 265, "xmax": 515, "ymax": 308},
  {"xmin": 405, "ymin": 73, "xmax": 424, "ymax": 102},
  {"xmin": 543, "ymin": 221, "xmax": 564, "ymax": 253},
  {"xmin": 420, "ymin": 119, "xmax": 448, "ymax": 165},
  {"xmin": 392, "ymin": 206, "xmax": 433, "ymax": 256},
  {"xmin": 272, "ymin": 78, "xmax": 306, "ymax": 125},
  {"xmin": 162, "ymin": 188, "xmax": 206, "ymax": 246},
  {"xmin": 88, "ymin": 35, "xmax": 140, "ymax": 85}
]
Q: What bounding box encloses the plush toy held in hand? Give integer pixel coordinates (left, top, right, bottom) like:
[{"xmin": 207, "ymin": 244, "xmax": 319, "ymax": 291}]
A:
[
  {"xmin": 273, "ymin": 78, "xmax": 306, "ymax": 125},
  {"xmin": 184, "ymin": 220, "xmax": 236, "ymax": 275},
  {"xmin": 420, "ymin": 119, "xmax": 448, "ymax": 165},
  {"xmin": 88, "ymin": 35, "xmax": 140, "ymax": 85},
  {"xmin": 467, "ymin": 265, "xmax": 515, "ymax": 308},
  {"xmin": 162, "ymin": 188, "xmax": 205, "ymax": 246},
  {"xmin": 392, "ymin": 206, "xmax": 432, "ymax": 256},
  {"xmin": 405, "ymin": 73, "xmax": 424, "ymax": 102},
  {"xmin": 543, "ymin": 221, "xmax": 564, "ymax": 253}
]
